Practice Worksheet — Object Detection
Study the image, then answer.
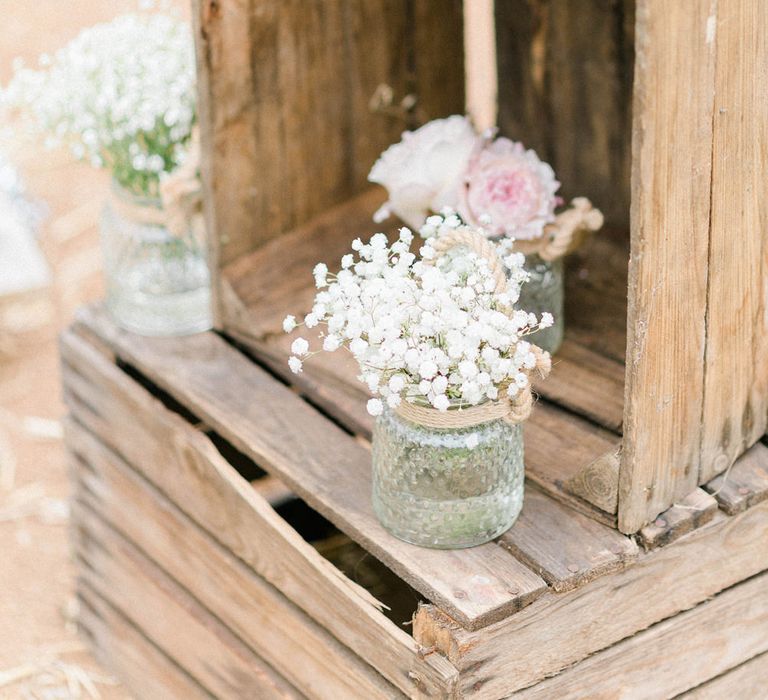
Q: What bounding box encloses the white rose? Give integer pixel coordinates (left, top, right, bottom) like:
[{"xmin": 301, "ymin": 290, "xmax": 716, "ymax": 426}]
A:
[{"xmin": 368, "ymin": 115, "xmax": 481, "ymax": 228}]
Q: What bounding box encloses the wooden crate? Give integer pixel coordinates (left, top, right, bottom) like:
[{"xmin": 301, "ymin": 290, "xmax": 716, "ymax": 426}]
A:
[
  {"xmin": 63, "ymin": 306, "xmax": 768, "ymax": 698},
  {"xmin": 195, "ymin": 0, "xmax": 768, "ymax": 533}
]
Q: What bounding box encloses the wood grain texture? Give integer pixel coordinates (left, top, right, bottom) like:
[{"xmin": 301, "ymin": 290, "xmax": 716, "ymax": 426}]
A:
[
  {"xmin": 78, "ymin": 591, "xmax": 213, "ymax": 700},
  {"xmin": 499, "ymin": 485, "xmax": 637, "ymax": 592},
  {"xmin": 494, "ymin": 0, "xmax": 634, "ymax": 228},
  {"xmin": 64, "ymin": 314, "xmax": 546, "ymax": 632},
  {"xmin": 563, "ymin": 445, "xmax": 621, "ymax": 514},
  {"xmin": 75, "ymin": 508, "xmax": 304, "ymax": 700},
  {"xmin": 682, "ymin": 651, "xmax": 768, "ymax": 699},
  {"xmin": 700, "ymin": 0, "xmax": 768, "ymax": 482},
  {"xmin": 414, "ymin": 499, "xmax": 768, "ymax": 698},
  {"xmin": 69, "ymin": 427, "xmax": 397, "ymax": 700},
  {"xmin": 60, "ymin": 327, "xmax": 458, "ymax": 697},
  {"xmin": 194, "ymin": 0, "xmax": 463, "ymax": 268},
  {"xmin": 513, "ymin": 568, "xmax": 768, "ymax": 699},
  {"xmin": 704, "ymin": 440, "xmax": 768, "ymax": 515},
  {"xmin": 638, "ymin": 487, "xmax": 719, "ymax": 550},
  {"xmin": 620, "ymin": 0, "xmax": 718, "ymax": 533}
]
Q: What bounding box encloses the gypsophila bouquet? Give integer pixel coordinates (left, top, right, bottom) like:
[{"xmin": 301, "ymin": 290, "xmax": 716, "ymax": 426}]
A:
[
  {"xmin": 3, "ymin": 12, "xmax": 196, "ymax": 199},
  {"xmin": 284, "ymin": 214, "xmax": 553, "ymax": 417}
]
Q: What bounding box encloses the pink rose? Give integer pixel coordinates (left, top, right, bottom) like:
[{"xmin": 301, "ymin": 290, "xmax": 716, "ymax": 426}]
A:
[
  {"xmin": 459, "ymin": 138, "xmax": 560, "ymax": 240},
  {"xmin": 368, "ymin": 115, "xmax": 482, "ymax": 229}
]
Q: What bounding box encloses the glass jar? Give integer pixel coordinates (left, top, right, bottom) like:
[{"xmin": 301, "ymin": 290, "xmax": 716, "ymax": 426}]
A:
[
  {"xmin": 100, "ymin": 184, "xmax": 212, "ymax": 336},
  {"xmin": 518, "ymin": 253, "xmax": 564, "ymax": 354},
  {"xmin": 372, "ymin": 406, "xmax": 525, "ymax": 549}
]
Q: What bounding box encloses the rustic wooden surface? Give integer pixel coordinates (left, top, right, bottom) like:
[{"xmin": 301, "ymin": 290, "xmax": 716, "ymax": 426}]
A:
[
  {"xmin": 75, "ymin": 509, "xmax": 305, "ymax": 700},
  {"xmin": 620, "ymin": 0, "xmax": 718, "ymax": 533},
  {"xmin": 414, "ymin": 499, "xmax": 768, "ymax": 697},
  {"xmin": 498, "ymin": 485, "xmax": 636, "ymax": 592},
  {"xmin": 704, "ymin": 440, "xmax": 768, "ymax": 515},
  {"xmin": 494, "ymin": 0, "xmax": 634, "ymax": 228},
  {"xmin": 70, "ymin": 429, "xmax": 396, "ymax": 699},
  {"xmin": 700, "ymin": 0, "xmax": 768, "ymax": 482},
  {"xmin": 513, "ymin": 568, "xmax": 768, "ymax": 699},
  {"xmin": 194, "ymin": 0, "xmax": 464, "ymax": 269},
  {"xmin": 60, "ymin": 327, "xmax": 457, "ymax": 697},
  {"xmin": 78, "ymin": 592, "xmax": 211, "ymax": 700},
  {"xmin": 682, "ymin": 651, "xmax": 768, "ymax": 699},
  {"xmin": 638, "ymin": 487, "xmax": 719, "ymax": 550}
]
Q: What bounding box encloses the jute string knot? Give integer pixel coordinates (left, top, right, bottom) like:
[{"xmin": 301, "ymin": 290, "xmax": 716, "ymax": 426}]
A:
[
  {"xmin": 108, "ymin": 127, "xmax": 205, "ymax": 247},
  {"xmin": 395, "ymin": 226, "xmax": 551, "ymax": 430},
  {"xmin": 514, "ymin": 197, "xmax": 604, "ymax": 261}
]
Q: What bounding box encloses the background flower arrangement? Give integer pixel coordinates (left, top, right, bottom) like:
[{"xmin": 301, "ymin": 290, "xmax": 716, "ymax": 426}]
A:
[{"xmin": 3, "ymin": 12, "xmax": 196, "ymax": 199}]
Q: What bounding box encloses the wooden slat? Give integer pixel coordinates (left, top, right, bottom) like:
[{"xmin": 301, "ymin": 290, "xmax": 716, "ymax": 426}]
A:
[
  {"xmin": 704, "ymin": 440, "xmax": 768, "ymax": 515},
  {"xmin": 682, "ymin": 651, "xmax": 768, "ymax": 699},
  {"xmin": 620, "ymin": 0, "xmax": 718, "ymax": 533},
  {"xmin": 69, "ymin": 308, "xmax": 548, "ymax": 631},
  {"xmin": 69, "ymin": 427, "xmax": 396, "ymax": 700},
  {"xmin": 638, "ymin": 488, "xmax": 719, "ymax": 550},
  {"xmin": 59, "ymin": 328, "xmax": 458, "ymax": 697},
  {"xmin": 535, "ymin": 338, "xmax": 624, "ymax": 434},
  {"xmin": 513, "ymin": 568, "xmax": 768, "ymax": 699},
  {"xmin": 414, "ymin": 499, "xmax": 768, "ymax": 698},
  {"xmin": 78, "ymin": 591, "xmax": 213, "ymax": 700},
  {"xmin": 700, "ymin": 0, "xmax": 768, "ymax": 482},
  {"xmin": 494, "ymin": 0, "xmax": 635, "ymax": 228},
  {"xmin": 499, "ymin": 485, "xmax": 637, "ymax": 592},
  {"xmin": 74, "ymin": 509, "xmax": 304, "ymax": 700}
]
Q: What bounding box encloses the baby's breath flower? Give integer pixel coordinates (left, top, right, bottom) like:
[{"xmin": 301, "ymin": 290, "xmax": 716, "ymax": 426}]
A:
[
  {"xmin": 282, "ymin": 315, "xmax": 297, "ymax": 333},
  {"xmin": 290, "ymin": 337, "xmax": 309, "ymax": 356},
  {"xmin": 288, "ymin": 357, "xmax": 303, "ymax": 374},
  {"xmin": 367, "ymin": 398, "xmax": 384, "ymax": 416}
]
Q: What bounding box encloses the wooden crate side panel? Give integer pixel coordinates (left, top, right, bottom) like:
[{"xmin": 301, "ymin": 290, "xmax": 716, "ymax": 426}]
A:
[
  {"xmin": 78, "ymin": 592, "xmax": 213, "ymax": 700},
  {"xmin": 74, "ymin": 510, "xmax": 306, "ymax": 700},
  {"xmin": 196, "ymin": 0, "xmax": 464, "ymax": 269},
  {"xmin": 69, "ymin": 423, "xmax": 399, "ymax": 700},
  {"xmin": 682, "ymin": 651, "xmax": 768, "ymax": 699},
  {"xmin": 494, "ymin": 0, "xmax": 635, "ymax": 227},
  {"xmin": 700, "ymin": 0, "xmax": 768, "ymax": 482},
  {"xmin": 414, "ymin": 499, "xmax": 768, "ymax": 697},
  {"xmin": 620, "ymin": 0, "xmax": 717, "ymax": 532},
  {"xmin": 59, "ymin": 328, "xmax": 458, "ymax": 698},
  {"xmin": 513, "ymin": 568, "xmax": 768, "ymax": 699}
]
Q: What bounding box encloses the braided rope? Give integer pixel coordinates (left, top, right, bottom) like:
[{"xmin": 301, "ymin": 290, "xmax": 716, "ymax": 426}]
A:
[
  {"xmin": 537, "ymin": 197, "xmax": 604, "ymax": 262},
  {"xmin": 395, "ymin": 226, "xmax": 551, "ymax": 429}
]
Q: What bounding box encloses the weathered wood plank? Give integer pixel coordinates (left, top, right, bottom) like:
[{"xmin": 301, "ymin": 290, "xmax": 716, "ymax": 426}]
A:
[
  {"xmin": 682, "ymin": 650, "xmax": 768, "ymax": 699},
  {"xmin": 513, "ymin": 568, "xmax": 768, "ymax": 699},
  {"xmin": 69, "ymin": 426, "xmax": 397, "ymax": 700},
  {"xmin": 620, "ymin": 0, "xmax": 718, "ymax": 533},
  {"xmin": 69, "ymin": 309, "xmax": 547, "ymax": 631},
  {"xmin": 700, "ymin": 0, "xmax": 768, "ymax": 483},
  {"xmin": 78, "ymin": 591, "xmax": 213, "ymax": 700},
  {"xmin": 414, "ymin": 499, "xmax": 768, "ymax": 698},
  {"xmin": 638, "ymin": 488, "xmax": 719, "ymax": 550},
  {"xmin": 75, "ymin": 508, "xmax": 304, "ymax": 700},
  {"xmin": 59, "ymin": 328, "xmax": 458, "ymax": 697},
  {"xmin": 704, "ymin": 440, "xmax": 768, "ymax": 515},
  {"xmin": 494, "ymin": 0, "xmax": 634, "ymax": 228},
  {"xmin": 499, "ymin": 485, "xmax": 637, "ymax": 592},
  {"xmin": 563, "ymin": 445, "xmax": 621, "ymax": 515}
]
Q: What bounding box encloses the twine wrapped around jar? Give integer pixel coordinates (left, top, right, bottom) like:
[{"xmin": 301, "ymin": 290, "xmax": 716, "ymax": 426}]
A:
[
  {"xmin": 514, "ymin": 197, "xmax": 604, "ymax": 262},
  {"xmin": 395, "ymin": 225, "xmax": 552, "ymax": 430},
  {"xmin": 108, "ymin": 127, "xmax": 205, "ymax": 247}
]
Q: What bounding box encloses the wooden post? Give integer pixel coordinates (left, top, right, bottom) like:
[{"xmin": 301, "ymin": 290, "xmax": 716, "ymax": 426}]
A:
[{"xmin": 463, "ymin": 0, "xmax": 497, "ymax": 130}]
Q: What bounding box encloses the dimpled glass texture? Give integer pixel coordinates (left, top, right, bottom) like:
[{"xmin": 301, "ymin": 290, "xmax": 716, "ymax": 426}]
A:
[
  {"xmin": 100, "ymin": 187, "xmax": 212, "ymax": 336},
  {"xmin": 372, "ymin": 408, "xmax": 524, "ymax": 548},
  {"xmin": 518, "ymin": 253, "xmax": 564, "ymax": 354}
]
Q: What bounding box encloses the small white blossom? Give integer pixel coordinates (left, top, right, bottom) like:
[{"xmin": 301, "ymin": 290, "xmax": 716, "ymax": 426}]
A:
[
  {"xmin": 282, "ymin": 315, "xmax": 297, "ymax": 333},
  {"xmin": 291, "ymin": 338, "xmax": 309, "ymax": 356},
  {"xmin": 540, "ymin": 312, "xmax": 554, "ymax": 328},
  {"xmin": 288, "ymin": 356, "xmax": 303, "ymax": 374},
  {"xmin": 367, "ymin": 398, "xmax": 384, "ymax": 416},
  {"xmin": 433, "ymin": 394, "xmax": 450, "ymax": 411}
]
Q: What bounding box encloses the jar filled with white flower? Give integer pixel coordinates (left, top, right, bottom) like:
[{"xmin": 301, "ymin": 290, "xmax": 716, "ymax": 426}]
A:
[
  {"xmin": 4, "ymin": 12, "xmax": 211, "ymax": 336},
  {"xmin": 368, "ymin": 116, "xmax": 604, "ymax": 355},
  {"xmin": 284, "ymin": 217, "xmax": 551, "ymax": 548}
]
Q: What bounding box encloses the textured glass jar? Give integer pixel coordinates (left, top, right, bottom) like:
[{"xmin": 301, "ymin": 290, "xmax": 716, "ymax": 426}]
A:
[
  {"xmin": 518, "ymin": 253, "xmax": 564, "ymax": 354},
  {"xmin": 372, "ymin": 407, "xmax": 525, "ymax": 548},
  {"xmin": 100, "ymin": 184, "xmax": 212, "ymax": 336}
]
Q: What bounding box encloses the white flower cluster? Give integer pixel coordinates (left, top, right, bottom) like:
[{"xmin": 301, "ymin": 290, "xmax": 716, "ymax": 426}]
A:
[
  {"xmin": 3, "ymin": 12, "xmax": 195, "ymax": 198},
  {"xmin": 285, "ymin": 215, "xmax": 553, "ymax": 417}
]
